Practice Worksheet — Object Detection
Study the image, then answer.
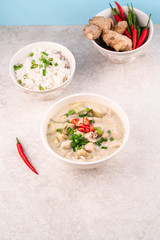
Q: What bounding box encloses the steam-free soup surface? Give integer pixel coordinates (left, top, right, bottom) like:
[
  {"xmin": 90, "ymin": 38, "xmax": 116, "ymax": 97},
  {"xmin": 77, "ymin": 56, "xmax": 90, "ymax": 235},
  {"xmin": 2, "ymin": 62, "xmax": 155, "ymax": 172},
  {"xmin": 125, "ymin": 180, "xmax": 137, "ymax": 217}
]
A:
[{"xmin": 47, "ymin": 102, "xmax": 124, "ymax": 162}]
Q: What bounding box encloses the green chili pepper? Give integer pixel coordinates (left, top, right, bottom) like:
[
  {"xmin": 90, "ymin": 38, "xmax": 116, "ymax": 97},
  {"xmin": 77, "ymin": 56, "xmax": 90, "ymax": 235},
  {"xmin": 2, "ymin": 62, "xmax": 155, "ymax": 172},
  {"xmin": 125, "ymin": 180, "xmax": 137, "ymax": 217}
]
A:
[
  {"xmin": 127, "ymin": 9, "xmax": 133, "ymax": 27},
  {"xmin": 131, "ymin": 3, "xmax": 136, "ymax": 26},
  {"xmin": 137, "ymin": 26, "xmax": 141, "ymax": 41}
]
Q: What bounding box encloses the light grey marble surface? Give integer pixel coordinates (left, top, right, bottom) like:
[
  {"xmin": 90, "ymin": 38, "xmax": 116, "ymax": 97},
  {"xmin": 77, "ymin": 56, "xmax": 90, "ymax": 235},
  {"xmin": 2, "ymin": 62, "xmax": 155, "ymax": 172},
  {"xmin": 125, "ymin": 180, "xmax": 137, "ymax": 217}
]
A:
[{"xmin": 0, "ymin": 25, "xmax": 160, "ymax": 240}]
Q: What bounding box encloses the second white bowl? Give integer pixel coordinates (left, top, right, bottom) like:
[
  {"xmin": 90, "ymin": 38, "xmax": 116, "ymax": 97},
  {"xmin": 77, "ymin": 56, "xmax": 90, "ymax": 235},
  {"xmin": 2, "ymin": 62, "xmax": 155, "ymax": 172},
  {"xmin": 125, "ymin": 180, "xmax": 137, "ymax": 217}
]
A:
[
  {"xmin": 9, "ymin": 42, "xmax": 76, "ymax": 100},
  {"xmin": 41, "ymin": 93, "xmax": 130, "ymax": 169}
]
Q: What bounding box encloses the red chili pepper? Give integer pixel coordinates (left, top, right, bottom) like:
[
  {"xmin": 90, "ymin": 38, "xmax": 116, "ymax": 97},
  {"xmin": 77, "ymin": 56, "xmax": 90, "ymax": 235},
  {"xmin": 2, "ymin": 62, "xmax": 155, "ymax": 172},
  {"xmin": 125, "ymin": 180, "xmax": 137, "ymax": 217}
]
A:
[
  {"xmin": 110, "ymin": 3, "xmax": 131, "ymax": 38},
  {"xmin": 84, "ymin": 127, "xmax": 90, "ymax": 133},
  {"xmin": 16, "ymin": 138, "xmax": 39, "ymax": 175},
  {"xmin": 78, "ymin": 128, "xmax": 85, "ymax": 132},
  {"xmin": 130, "ymin": 24, "xmax": 134, "ymax": 33},
  {"xmin": 83, "ymin": 117, "xmax": 90, "ymax": 127},
  {"xmin": 114, "ymin": 1, "xmax": 126, "ymax": 20},
  {"xmin": 136, "ymin": 14, "xmax": 151, "ymax": 48},
  {"xmin": 90, "ymin": 126, "xmax": 95, "ymax": 132},
  {"xmin": 71, "ymin": 118, "xmax": 79, "ymax": 126},
  {"xmin": 77, "ymin": 123, "xmax": 84, "ymax": 128},
  {"xmin": 132, "ymin": 27, "xmax": 137, "ymax": 49},
  {"xmin": 109, "ymin": 3, "xmax": 121, "ymax": 22},
  {"xmin": 124, "ymin": 29, "xmax": 131, "ymax": 38}
]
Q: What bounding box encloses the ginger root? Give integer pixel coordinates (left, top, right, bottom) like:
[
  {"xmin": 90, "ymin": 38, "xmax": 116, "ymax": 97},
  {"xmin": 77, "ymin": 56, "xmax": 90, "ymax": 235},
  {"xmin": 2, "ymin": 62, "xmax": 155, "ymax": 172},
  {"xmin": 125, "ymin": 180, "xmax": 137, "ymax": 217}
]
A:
[
  {"xmin": 114, "ymin": 21, "xmax": 128, "ymax": 35},
  {"xmin": 83, "ymin": 24, "xmax": 101, "ymax": 40},
  {"xmin": 83, "ymin": 16, "xmax": 132, "ymax": 52},
  {"xmin": 102, "ymin": 30, "xmax": 132, "ymax": 51},
  {"xmin": 89, "ymin": 16, "xmax": 114, "ymax": 32}
]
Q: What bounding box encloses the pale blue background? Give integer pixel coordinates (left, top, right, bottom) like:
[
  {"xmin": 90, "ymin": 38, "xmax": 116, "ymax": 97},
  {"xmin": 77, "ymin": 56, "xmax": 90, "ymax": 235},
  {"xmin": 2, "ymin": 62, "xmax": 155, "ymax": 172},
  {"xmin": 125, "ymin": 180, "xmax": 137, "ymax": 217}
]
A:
[{"xmin": 1, "ymin": 0, "xmax": 159, "ymax": 25}]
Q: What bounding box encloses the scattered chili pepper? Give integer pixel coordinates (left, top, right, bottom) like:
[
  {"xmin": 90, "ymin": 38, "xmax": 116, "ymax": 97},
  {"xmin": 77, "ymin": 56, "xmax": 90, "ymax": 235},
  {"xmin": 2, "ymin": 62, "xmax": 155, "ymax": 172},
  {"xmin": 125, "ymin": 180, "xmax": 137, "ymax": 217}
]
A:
[
  {"xmin": 84, "ymin": 126, "xmax": 90, "ymax": 133},
  {"xmin": 110, "ymin": 3, "xmax": 131, "ymax": 38},
  {"xmin": 71, "ymin": 118, "xmax": 79, "ymax": 126},
  {"xmin": 90, "ymin": 126, "xmax": 95, "ymax": 132},
  {"xmin": 83, "ymin": 117, "xmax": 90, "ymax": 127},
  {"xmin": 136, "ymin": 14, "xmax": 151, "ymax": 48},
  {"xmin": 114, "ymin": 1, "xmax": 126, "ymax": 20},
  {"xmin": 16, "ymin": 138, "xmax": 39, "ymax": 175},
  {"xmin": 71, "ymin": 116, "xmax": 94, "ymax": 133},
  {"xmin": 78, "ymin": 128, "xmax": 85, "ymax": 132}
]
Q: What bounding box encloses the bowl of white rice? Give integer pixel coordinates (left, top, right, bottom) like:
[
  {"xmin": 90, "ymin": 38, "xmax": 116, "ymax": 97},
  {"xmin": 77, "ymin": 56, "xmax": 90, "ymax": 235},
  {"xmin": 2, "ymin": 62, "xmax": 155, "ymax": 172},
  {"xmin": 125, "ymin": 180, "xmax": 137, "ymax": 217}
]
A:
[{"xmin": 9, "ymin": 42, "xmax": 76, "ymax": 100}]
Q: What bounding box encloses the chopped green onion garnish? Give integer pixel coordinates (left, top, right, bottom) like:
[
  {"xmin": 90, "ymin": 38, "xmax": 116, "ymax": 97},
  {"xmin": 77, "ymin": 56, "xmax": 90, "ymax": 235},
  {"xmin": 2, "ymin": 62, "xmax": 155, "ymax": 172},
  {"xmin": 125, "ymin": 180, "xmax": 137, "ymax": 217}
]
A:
[
  {"xmin": 39, "ymin": 86, "xmax": 44, "ymax": 90},
  {"xmin": 77, "ymin": 146, "xmax": 82, "ymax": 150},
  {"xmin": 95, "ymin": 141, "xmax": 101, "ymax": 146},
  {"xmin": 13, "ymin": 65, "xmax": 19, "ymax": 71},
  {"xmin": 108, "ymin": 130, "xmax": 111, "ymax": 134},
  {"xmin": 68, "ymin": 109, "xmax": 75, "ymax": 115},
  {"xmin": 29, "ymin": 52, "xmax": 33, "ymax": 57},
  {"xmin": 43, "ymin": 69, "xmax": 46, "ymax": 76},
  {"xmin": 30, "ymin": 64, "xmax": 38, "ymax": 69},
  {"xmin": 41, "ymin": 51, "xmax": 48, "ymax": 56},
  {"xmin": 103, "ymin": 138, "xmax": 108, "ymax": 141},
  {"xmin": 101, "ymin": 146, "xmax": 107, "ymax": 149},
  {"xmin": 86, "ymin": 107, "xmax": 91, "ymax": 112},
  {"xmin": 23, "ymin": 75, "xmax": 27, "ymax": 79},
  {"xmin": 67, "ymin": 127, "xmax": 74, "ymax": 135},
  {"xmin": 18, "ymin": 80, "xmax": 22, "ymax": 84},
  {"xmin": 89, "ymin": 120, "xmax": 93, "ymax": 124},
  {"xmin": 54, "ymin": 62, "xmax": 58, "ymax": 66},
  {"xmin": 67, "ymin": 120, "xmax": 70, "ymax": 123},
  {"xmin": 13, "ymin": 64, "xmax": 23, "ymax": 71},
  {"xmin": 110, "ymin": 137, "xmax": 114, "ymax": 141},
  {"xmin": 69, "ymin": 133, "xmax": 90, "ymax": 151},
  {"xmin": 39, "ymin": 55, "xmax": 51, "ymax": 67},
  {"xmin": 39, "ymin": 64, "xmax": 43, "ymax": 68},
  {"xmin": 32, "ymin": 60, "xmax": 35, "ymax": 65},
  {"xmin": 95, "ymin": 137, "xmax": 108, "ymax": 147},
  {"xmin": 75, "ymin": 139, "xmax": 79, "ymax": 144},
  {"xmin": 97, "ymin": 128, "xmax": 102, "ymax": 135},
  {"xmin": 99, "ymin": 138, "xmax": 104, "ymax": 143},
  {"xmin": 48, "ymin": 58, "xmax": 53, "ymax": 61},
  {"xmin": 65, "ymin": 113, "xmax": 69, "ymax": 117},
  {"xmin": 56, "ymin": 129, "xmax": 62, "ymax": 133},
  {"xmin": 79, "ymin": 113, "xmax": 89, "ymax": 118}
]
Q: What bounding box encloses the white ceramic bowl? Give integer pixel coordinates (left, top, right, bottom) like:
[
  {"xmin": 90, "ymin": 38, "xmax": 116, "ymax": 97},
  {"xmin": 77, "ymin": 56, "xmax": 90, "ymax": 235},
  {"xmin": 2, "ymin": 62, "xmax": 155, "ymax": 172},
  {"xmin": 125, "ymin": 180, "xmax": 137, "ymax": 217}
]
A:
[
  {"xmin": 9, "ymin": 42, "xmax": 76, "ymax": 100},
  {"xmin": 41, "ymin": 93, "xmax": 130, "ymax": 169},
  {"xmin": 92, "ymin": 7, "xmax": 154, "ymax": 63}
]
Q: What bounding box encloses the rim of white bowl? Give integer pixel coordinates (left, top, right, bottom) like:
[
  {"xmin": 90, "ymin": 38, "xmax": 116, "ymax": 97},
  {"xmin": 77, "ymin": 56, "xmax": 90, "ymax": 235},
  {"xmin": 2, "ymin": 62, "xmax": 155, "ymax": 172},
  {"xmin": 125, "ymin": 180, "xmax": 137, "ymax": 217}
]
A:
[
  {"xmin": 41, "ymin": 93, "xmax": 130, "ymax": 166},
  {"xmin": 92, "ymin": 7, "xmax": 154, "ymax": 55},
  {"xmin": 9, "ymin": 41, "xmax": 76, "ymax": 93}
]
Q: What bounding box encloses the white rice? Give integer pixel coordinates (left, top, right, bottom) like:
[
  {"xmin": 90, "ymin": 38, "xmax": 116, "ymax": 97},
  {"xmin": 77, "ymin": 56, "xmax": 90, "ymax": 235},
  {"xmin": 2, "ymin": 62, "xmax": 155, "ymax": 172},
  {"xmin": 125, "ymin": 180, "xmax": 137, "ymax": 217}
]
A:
[{"xmin": 14, "ymin": 47, "xmax": 71, "ymax": 91}]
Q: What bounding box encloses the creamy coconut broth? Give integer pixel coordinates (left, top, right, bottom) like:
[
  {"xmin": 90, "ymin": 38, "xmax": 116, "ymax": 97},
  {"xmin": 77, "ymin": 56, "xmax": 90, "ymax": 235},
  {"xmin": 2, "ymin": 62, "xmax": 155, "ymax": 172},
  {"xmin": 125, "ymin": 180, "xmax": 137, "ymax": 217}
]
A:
[{"xmin": 47, "ymin": 102, "xmax": 124, "ymax": 162}]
